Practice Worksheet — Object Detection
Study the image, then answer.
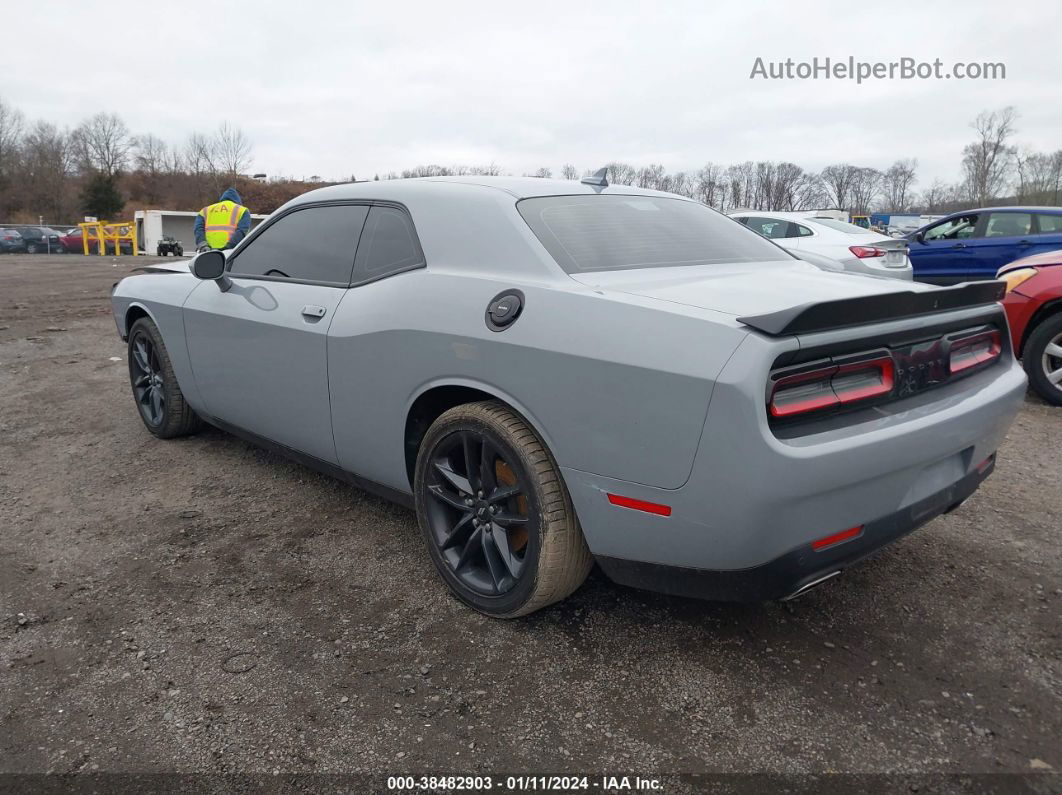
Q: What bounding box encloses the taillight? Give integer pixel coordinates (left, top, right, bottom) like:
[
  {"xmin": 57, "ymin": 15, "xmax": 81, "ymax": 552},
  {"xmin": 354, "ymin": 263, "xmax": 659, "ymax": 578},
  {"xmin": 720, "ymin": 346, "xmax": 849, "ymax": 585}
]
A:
[
  {"xmin": 949, "ymin": 329, "xmax": 1002, "ymax": 374},
  {"xmin": 849, "ymin": 245, "xmax": 886, "ymax": 258},
  {"xmin": 769, "ymin": 353, "xmax": 894, "ymax": 418},
  {"xmin": 812, "ymin": 525, "xmax": 864, "ymax": 550}
]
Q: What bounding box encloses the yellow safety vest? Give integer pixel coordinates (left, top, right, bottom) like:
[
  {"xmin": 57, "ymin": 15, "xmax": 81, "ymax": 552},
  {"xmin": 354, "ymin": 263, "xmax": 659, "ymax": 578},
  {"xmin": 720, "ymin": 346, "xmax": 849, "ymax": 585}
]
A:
[{"xmin": 200, "ymin": 200, "xmax": 249, "ymax": 249}]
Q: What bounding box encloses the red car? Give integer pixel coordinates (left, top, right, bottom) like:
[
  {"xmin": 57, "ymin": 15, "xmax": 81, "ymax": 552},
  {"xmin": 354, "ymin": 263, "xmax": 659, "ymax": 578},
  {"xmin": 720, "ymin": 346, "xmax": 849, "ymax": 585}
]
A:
[{"xmin": 999, "ymin": 249, "xmax": 1062, "ymax": 405}]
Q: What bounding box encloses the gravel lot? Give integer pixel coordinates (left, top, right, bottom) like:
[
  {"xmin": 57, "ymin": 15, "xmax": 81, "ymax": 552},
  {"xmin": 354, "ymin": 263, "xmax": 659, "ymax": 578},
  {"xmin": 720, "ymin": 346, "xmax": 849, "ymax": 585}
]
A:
[{"xmin": 1, "ymin": 255, "xmax": 1059, "ymax": 783}]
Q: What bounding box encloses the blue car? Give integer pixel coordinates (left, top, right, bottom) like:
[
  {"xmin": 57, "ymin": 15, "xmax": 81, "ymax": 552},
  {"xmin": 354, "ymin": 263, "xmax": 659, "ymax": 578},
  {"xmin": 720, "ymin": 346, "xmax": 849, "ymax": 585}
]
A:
[{"xmin": 908, "ymin": 206, "xmax": 1062, "ymax": 283}]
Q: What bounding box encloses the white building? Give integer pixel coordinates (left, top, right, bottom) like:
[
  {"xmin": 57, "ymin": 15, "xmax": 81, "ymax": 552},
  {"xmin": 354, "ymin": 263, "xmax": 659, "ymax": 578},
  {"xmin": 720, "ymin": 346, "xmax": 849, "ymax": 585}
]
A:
[{"xmin": 135, "ymin": 209, "xmax": 269, "ymax": 255}]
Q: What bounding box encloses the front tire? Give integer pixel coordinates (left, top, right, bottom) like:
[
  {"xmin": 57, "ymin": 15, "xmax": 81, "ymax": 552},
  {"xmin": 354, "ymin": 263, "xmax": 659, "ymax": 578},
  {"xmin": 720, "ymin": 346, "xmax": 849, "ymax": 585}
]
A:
[
  {"xmin": 1024, "ymin": 313, "xmax": 1062, "ymax": 406},
  {"xmin": 127, "ymin": 317, "xmax": 204, "ymax": 438},
  {"xmin": 414, "ymin": 401, "xmax": 592, "ymax": 617}
]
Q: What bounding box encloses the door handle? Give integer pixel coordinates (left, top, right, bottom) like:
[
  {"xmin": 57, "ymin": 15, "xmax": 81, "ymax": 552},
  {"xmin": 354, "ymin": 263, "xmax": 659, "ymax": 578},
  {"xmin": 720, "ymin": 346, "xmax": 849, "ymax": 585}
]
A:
[
  {"xmin": 301, "ymin": 305, "xmax": 327, "ymax": 319},
  {"xmin": 953, "ymin": 243, "xmax": 965, "ymax": 248},
  {"xmin": 1018, "ymin": 240, "xmax": 1031, "ymax": 245}
]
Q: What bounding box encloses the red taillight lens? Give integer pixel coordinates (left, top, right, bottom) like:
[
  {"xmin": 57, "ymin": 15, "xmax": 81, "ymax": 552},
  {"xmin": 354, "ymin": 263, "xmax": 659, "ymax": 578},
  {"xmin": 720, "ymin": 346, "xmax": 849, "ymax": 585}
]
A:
[
  {"xmin": 949, "ymin": 330, "xmax": 1002, "ymax": 374},
  {"xmin": 607, "ymin": 493, "xmax": 672, "ymax": 516},
  {"xmin": 768, "ymin": 365, "xmax": 839, "ymax": 418},
  {"xmin": 769, "ymin": 354, "xmax": 894, "ymax": 419},
  {"xmin": 812, "ymin": 525, "xmax": 864, "ymax": 551},
  {"xmin": 849, "ymin": 245, "xmax": 887, "ymax": 259}
]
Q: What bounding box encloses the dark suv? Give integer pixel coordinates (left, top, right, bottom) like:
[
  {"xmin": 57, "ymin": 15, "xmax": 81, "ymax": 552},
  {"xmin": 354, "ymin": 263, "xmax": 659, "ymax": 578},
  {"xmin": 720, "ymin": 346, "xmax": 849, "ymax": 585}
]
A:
[{"xmin": 17, "ymin": 226, "xmax": 64, "ymax": 254}]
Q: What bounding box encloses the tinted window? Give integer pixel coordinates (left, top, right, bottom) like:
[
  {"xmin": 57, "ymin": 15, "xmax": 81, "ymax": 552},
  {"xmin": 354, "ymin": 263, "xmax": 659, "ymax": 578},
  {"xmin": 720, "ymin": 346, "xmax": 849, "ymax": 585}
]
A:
[
  {"xmin": 519, "ymin": 196, "xmax": 790, "ymax": 274},
  {"xmin": 229, "ymin": 204, "xmax": 368, "ymax": 284},
  {"xmin": 743, "ymin": 216, "xmax": 793, "ymax": 239},
  {"xmin": 984, "ymin": 212, "xmax": 1032, "ymax": 238},
  {"xmin": 794, "ymin": 223, "xmax": 813, "ymax": 237},
  {"xmin": 1036, "ymin": 213, "xmax": 1062, "ymax": 234},
  {"xmin": 352, "ymin": 206, "xmax": 424, "ymax": 283},
  {"xmin": 924, "ymin": 214, "xmax": 979, "ymax": 241}
]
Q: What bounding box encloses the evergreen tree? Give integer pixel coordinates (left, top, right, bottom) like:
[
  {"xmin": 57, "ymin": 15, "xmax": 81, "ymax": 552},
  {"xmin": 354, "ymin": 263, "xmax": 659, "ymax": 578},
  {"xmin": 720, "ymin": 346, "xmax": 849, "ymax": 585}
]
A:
[{"xmin": 80, "ymin": 172, "xmax": 124, "ymax": 219}]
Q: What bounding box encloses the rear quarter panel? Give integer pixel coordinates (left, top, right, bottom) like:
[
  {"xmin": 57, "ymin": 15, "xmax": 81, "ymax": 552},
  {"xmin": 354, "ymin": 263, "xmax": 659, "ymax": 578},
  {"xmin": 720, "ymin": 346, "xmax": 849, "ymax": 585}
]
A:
[{"xmin": 326, "ymin": 269, "xmax": 748, "ymax": 492}]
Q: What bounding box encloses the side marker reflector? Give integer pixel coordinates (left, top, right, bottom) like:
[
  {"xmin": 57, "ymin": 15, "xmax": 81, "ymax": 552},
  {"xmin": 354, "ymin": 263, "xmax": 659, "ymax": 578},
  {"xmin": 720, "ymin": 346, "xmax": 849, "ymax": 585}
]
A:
[
  {"xmin": 812, "ymin": 525, "xmax": 864, "ymax": 551},
  {"xmin": 607, "ymin": 493, "xmax": 672, "ymax": 517}
]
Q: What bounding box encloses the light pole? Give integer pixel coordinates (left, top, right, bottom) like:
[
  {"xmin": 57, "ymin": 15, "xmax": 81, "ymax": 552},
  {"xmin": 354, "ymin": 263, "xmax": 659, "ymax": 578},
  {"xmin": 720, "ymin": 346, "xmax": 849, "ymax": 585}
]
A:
[{"xmin": 39, "ymin": 216, "xmax": 51, "ymax": 254}]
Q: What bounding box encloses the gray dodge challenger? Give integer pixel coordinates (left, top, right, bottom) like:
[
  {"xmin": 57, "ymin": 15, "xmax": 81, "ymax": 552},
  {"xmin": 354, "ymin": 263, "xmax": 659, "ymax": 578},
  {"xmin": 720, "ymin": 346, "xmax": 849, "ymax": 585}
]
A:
[{"xmin": 111, "ymin": 175, "xmax": 1026, "ymax": 617}]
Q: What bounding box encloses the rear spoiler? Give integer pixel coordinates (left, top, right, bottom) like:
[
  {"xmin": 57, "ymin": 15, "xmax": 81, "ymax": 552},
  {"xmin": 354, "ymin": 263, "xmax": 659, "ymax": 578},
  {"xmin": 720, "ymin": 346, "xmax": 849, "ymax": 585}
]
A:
[{"xmin": 737, "ymin": 280, "xmax": 1005, "ymax": 336}]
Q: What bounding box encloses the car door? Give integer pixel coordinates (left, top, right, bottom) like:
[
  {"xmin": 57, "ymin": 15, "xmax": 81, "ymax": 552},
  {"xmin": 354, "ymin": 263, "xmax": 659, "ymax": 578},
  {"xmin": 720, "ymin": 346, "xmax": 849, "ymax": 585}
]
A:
[
  {"xmin": 973, "ymin": 211, "xmax": 1034, "ymax": 277},
  {"xmin": 183, "ymin": 203, "xmax": 369, "ymax": 464},
  {"xmin": 908, "ymin": 213, "xmax": 981, "ymax": 282},
  {"xmin": 1032, "ymin": 212, "xmax": 1062, "ymax": 257}
]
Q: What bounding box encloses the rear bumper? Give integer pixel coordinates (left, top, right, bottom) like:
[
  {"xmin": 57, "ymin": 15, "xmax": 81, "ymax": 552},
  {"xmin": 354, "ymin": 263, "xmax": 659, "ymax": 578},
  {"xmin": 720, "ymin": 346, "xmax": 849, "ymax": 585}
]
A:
[{"xmin": 596, "ymin": 456, "xmax": 993, "ymax": 602}]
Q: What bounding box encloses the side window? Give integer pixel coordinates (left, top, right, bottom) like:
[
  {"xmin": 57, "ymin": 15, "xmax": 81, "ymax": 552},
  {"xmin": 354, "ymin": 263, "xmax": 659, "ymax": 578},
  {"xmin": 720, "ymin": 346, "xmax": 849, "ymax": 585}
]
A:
[
  {"xmin": 351, "ymin": 206, "xmax": 425, "ymax": 284},
  {"xmin": 792, "ymin": 223, "xmax": 814, "ymax": 237},
  {"xmin": 983, "ymin": 212, "xmax": 1032, "ymax": 238},
  {"xmin": 744, "ymin": 216, "xmax": 791, "ymax": 239},
  {"xmin": 1035, "ymin": 214, "xmax": 1062, "ymax": 234},
  {"xmin": 924, "ymin": 214, "xmax": 979, "ymax": 241},
  {"xmin": 228, "ymin": 204, "xmax": 369, "ymax": 285}
]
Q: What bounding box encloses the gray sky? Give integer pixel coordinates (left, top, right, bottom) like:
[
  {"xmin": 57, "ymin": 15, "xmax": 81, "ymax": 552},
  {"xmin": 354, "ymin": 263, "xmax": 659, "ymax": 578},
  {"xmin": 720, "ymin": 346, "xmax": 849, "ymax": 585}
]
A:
[{"xmin": 4, "ymin": 0, "xmax": 1060, "ymax": 185}]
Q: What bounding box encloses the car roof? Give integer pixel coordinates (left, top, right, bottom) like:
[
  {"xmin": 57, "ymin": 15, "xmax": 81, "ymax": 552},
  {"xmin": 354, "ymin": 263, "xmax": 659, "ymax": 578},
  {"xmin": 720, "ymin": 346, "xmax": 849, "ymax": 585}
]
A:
[
  {"xmin": 729, "ymin": 210, "xmax": 804, "ymax": 218},
  {"xmin": 952, "ymin": 206, "xmax": 1062, "ymax": 214},
  {"xmin": 282, "ymin": 175, "xmax": 685, "ymax": 209}
]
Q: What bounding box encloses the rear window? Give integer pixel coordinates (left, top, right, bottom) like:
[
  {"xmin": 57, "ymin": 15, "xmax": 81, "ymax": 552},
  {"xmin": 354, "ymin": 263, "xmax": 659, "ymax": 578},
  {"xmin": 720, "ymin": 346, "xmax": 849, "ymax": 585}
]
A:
[
  {"xmin": 808, "ymin": 218, "xmax": 871, "ymax": 234},
  {"xmin": 517, "ymin": 195, "xmax": 790, "ymax": 274}
]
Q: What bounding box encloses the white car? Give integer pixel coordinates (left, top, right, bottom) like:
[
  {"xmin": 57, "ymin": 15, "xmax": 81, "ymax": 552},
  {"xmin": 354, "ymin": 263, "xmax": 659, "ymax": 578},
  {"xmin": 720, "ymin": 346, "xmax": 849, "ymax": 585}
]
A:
[{"xmin": 729, "ymin": 211, "xmax": 913, "ymax": 280}]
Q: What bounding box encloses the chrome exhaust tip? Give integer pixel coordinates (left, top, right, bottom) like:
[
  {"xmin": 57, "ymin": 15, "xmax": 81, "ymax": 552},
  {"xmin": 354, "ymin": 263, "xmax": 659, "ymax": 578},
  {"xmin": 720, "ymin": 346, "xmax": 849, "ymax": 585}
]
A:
[{"xmin": 781, "ymin": 570, "xmax": 841, "ymax": 601}]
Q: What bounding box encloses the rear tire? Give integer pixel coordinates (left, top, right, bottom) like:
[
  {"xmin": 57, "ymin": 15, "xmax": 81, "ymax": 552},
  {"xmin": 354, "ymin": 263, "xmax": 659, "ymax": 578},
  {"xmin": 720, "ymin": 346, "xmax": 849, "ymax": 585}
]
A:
[
  {"xmin": 414, "ymin": 400, "xmax": 592, "ymax": 617},
  {"xmin": 127, "ymin": 317, "xmax": 204, "ymax": 438},
  {"xmin": 1023, "ymin": 313, "xmax": 1062, "ymax": 406},
  {"xmin": 27, "ymin": 243, "xmax": 38, "ymax": 254}
]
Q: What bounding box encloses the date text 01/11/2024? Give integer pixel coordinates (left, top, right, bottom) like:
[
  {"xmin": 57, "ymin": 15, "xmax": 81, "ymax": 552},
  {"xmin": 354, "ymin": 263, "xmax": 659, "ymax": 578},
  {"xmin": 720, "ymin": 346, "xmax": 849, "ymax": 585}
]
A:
[{"xmin": 386, "ymin": 775, "xmax": 663, "ymax": 791}]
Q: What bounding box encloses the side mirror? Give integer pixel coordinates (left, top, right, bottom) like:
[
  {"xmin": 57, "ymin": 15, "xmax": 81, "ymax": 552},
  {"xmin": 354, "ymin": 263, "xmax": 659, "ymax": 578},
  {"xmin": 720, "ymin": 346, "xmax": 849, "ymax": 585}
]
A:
[{"xmin": 191, "ymin": 250, "xmax": 230, "ymax": 290}]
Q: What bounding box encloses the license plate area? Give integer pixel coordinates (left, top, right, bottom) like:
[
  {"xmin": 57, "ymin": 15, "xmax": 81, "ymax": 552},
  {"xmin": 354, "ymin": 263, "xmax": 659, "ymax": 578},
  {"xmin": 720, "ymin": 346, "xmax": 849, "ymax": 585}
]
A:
[{"xmin": 885, "ymin": 249, "xmax": 906, "ymax": 266}]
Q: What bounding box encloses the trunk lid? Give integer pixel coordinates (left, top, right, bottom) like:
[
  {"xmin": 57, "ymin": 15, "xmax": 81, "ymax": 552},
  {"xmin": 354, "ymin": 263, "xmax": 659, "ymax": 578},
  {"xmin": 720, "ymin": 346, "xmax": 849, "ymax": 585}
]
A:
[{"xmin": 569, "ymin": 259, "xmax": 934, "ymax": 319}]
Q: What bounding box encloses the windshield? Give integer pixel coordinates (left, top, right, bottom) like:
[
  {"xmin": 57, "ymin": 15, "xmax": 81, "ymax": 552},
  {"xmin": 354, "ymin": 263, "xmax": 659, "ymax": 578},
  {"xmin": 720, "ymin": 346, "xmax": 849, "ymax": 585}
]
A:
[
  {"xmin": 518, "ymin": 195, "xmax": 791, "ymax": 274},
  {"xmin": 808, "ymin": 218, "xmax": 873, "ymax": 234}
]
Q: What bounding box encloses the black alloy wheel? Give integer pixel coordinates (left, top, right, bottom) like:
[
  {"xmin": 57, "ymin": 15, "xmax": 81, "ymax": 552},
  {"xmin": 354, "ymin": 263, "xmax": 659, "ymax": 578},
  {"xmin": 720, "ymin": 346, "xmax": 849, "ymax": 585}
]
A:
[
  {"xmin": 414, "ymin": 400, "xmax": 592, "ymax": 617},
  {"xmin": 129, "ymin": 329, "xmax": 166, "ymax": 427},
  {"xmin": 125, "ymin": 317, "xmax": 203, "ymax": 438},
  {"xmin": 423, "ymin": 429, "xmax": 533, "ymax": 596}
]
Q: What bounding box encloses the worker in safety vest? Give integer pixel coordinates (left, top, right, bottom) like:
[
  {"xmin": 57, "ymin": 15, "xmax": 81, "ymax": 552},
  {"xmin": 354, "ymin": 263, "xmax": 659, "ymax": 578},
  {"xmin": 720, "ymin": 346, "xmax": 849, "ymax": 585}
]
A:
[{"xmin": 194, "ymin": 187, "xmax": 251, "ymax": 252}]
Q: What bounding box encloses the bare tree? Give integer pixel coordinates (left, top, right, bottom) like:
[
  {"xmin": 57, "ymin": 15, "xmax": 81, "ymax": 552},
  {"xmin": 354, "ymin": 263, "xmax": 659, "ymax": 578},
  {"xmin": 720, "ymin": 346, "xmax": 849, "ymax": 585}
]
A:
[
  {"xmin": 213, "ymin": 122, "xmax": 252, "ymax": 179},
  {"xmin": 635, "ymin": 164, "xmax": 667, "ymax": 190},
  {"xmin": 820, "ymin": 163, "xmax": 858, "ymax": 210},
  {"xmin": 916, "ymin": 178, "xmax": 968, "ymax": 213},
  {"xmin": 0, "ymin": 96, "xmax": 25, "ymax": 213},
  {"xmin": 560, "ymin": 163, "xmax": 579, "ymax": 181},
  {"xmin": 1015, "ymin": 149, "xmax": 1062, "ymax": 204},
  {"xmin": 961, "ymin": 107, "xmax": 1017, "ymax": 206},
  {"xmin": 133, "ymin": 134, "xmax": 169, "ymax": 204},
  {"xmin": 71, "ymin": 112, "xmax": 132, "ymax": 176},
  {"xmin": 604, "ymin": 162, "xmax": 637, "ymax": 185},
  {"xmin": 694, "ymin": 163, "xmax": 725, "ymax": 208},
  {"xmin": 849, "ymin": 167, "xmax": 881, "ymax": 214},
  {"xmin": 881, "ymin": 159, "xmax": 918, "ymax": 212},
  {"xmin": 20, "ymin": 121, "xmax": 70, "ymax": 221},
  {"xmin": 182, "ymin": 132, "xmax": 216, "ymax": 202},
  {"xmin": 532, "ymin": 166, "xmax": 552, "ymax": 178},
  {"xmin": 792, "ymin": 171, "xmax": 828, "ymax": 210}
]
